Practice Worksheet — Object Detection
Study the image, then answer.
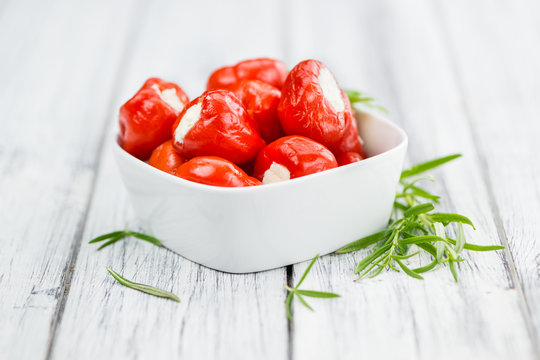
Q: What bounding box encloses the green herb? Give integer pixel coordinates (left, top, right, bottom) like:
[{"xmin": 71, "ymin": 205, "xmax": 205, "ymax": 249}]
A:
[
  {"xmin": 400, "ymin": 154, "xmax": 462, "ymax": 179},
  {"xmin": 285, "ymin": 254, "xmax": 340, "ymax": 321},
  {"xmin": 336, "ymin": 154, "xmax": 504, "ymax": 281},
  {"xmin": 344, "ymin": 89, "xmax": 388, "ymax": 114},
  {"xmin": 106, "ymin": 267, "xmax": 180, "ymax": 302},
  {"xmin": 89, "ymin": 228, "xmax": 162, "ymax": 250}
]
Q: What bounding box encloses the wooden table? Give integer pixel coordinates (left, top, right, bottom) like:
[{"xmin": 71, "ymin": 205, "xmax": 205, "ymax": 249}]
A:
[{"xmin": 1, "ymin": 0, "xmax": 539, "ymax": 359}]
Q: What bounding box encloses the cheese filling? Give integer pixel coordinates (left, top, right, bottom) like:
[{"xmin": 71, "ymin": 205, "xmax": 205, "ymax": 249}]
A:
[
  {"xmin": 318, "ymin": 67, "xmax": 345, "ymax": 112},
  {"xmin": 262, "ymin": 162, "xmax": 291, "ymax": 184},
  {"xmin": 174, "ymin": 103, "xmax": 202, "ymax": 144},
  {"xmin": 152, "ymin": 84, "xmax": 184, "ymax": 114}
]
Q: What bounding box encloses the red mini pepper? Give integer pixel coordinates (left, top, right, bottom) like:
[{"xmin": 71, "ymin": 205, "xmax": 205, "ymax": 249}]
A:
[
  {"xmin": 119, "ymin": 78, "xmax": 189, "ymax": 160},
  {"xmin": 172, "ymin": 90, "xmax": 265, "ymax": 165},
  {"xmin": 330, "ymin": 115, "xmax": 367, "ymax": 157},
  {"xmin": 253, "ymin": 135, "xmax": 338, "ymax": 184},
  {"xmin": 232, "ymin": 80, "xmax": 284, "ymax": 143},
  {"xmin": 176, "ymin": 156, "xmax": 261, "ymax": 187},
  {"xmin": 278, "ymin": 59, "xmax": 355, "ymax": 150},
  {"xmin": 207, "ymin": 58, "xmax": 288, "ymax": 91},
  {"xmin": 148, "ymin": 140, "xmax": 185, "ymax": 174},
  {"xmin": 336, "ymin": 151, "xmax": 364, "ymax": 166}
]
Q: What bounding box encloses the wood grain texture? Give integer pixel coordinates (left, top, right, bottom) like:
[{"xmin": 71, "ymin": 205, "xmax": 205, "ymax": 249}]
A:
[
  {"xmin": 287, "ymin": 0, "xmax": 538, "ymax": 359},
  {"xmin": 0, "ymin": 1, "xmax": 138, "ymax": 359},
  {"xmin": 50, "ymin": 1, "xmax": 289, "ymax": 359},
  {"xmin": 435, "ymin": 0, "xmax": 540, "ymax": 349},
  {"xmin": 1, "ymin": 0, "xmax": 539, "ymax": 359},
  {"xmin": 50, "ymin": 150, "xmax": 287, "ymax": 359}
]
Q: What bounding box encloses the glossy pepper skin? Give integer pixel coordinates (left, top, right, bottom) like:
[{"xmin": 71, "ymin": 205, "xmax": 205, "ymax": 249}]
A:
[
  {"xmin": 148, "ymin": 140, "xmax": 185, "ymax": 174},
  {"xmin": 336, "ymin": 151, "xmax": 364, "ymax": 166},
  {"xmin": 253, "ymin": 135, "xmax": 338, "ymax": 184},
  {"xmin": 278, "ymin": 59, "xmax": 355, "ymax": 150},
  {"xmin": 329, "ymin": 114, "xmax": 367, "ymax": 157},
  {"xmin": 119, "ymin": 78, "xmax": 189, "ymax": 160},
  {"xmin": 172, "ymin": 90, "xmax": 265, "ymax": 165},
  {"xmin": 176, "ymin": 156, "xmax": 261, "ymax": 187},
  {"xmin": 232, "ymin": 80, "xmax": 284, "ymax": 143},
  {"xmin": 207, "ymin": 58, "xmax": 288, "ymax": 91}
]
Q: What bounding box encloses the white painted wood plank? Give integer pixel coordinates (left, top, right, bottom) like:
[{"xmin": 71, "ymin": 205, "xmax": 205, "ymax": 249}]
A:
[
  {"xmin": 51, "ymin": 1, "xmax": 289, "ymax": 359},
  {"xmin": 0, "ymin": 1, "xmax": 139, "ymax": 359},
  {"xmin": 51, "ymin": 149, "xmax": 287, "ymax": 359},
  {"xmin": 4, "ymin": 1, "xmax": 537, "ymax": 359},
  {"xmin": 435, "ymin": 0, "xmax": 540, "ymax": 347},
  {"xmin": 287, "ymin": 0, "xmax": 537, "ymax": 359}
]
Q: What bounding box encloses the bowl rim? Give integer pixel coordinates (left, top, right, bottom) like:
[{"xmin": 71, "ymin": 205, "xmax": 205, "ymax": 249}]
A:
[{"xmin": 112, "ymin": 108, "xmax": 408, "ymax": 194}]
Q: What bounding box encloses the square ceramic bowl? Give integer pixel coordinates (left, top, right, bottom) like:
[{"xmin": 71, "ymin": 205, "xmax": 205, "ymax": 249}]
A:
[{"xmin": 113, "ymin": 108, "xmax": 407, "ymax": 273}]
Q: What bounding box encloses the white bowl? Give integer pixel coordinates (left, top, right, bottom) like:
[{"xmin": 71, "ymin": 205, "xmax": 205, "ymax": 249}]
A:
[{"xmin": 113, "ymin": 108, "xmax": 408, "ymax": 273}]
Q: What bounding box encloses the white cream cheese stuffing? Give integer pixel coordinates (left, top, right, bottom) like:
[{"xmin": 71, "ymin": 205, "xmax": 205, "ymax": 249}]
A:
[
  {"xmin": 174, "ymin": 103, "xmax": 202, "ymax": 144},
  {"xmin": 318, "ymin": 67, "xmax": 345, "ymax": 112},
  {"xmin": 152, "ymin": 84, "xmax": 184, "ymax": 114},
  {"xmin": 262, "ymin": 162, "xmax": 291, "ymax": 184}
]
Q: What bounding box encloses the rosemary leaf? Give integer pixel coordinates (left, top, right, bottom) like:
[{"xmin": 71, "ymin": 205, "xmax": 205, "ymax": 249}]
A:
[
  {"xmin": 89, "ymin": 230, "xmax": 126, "ymax": 243},
  {"xmin": 338, "ymin": 152, "xmax": 503, "ymax": 281},
  {"xmin": 285, "ymin": 292, "xmax": 294, "ymax": 321},
  {"xmin": 106, "ymin": 267, "xmax": 180, "ymax": 302},
  {"xmin": 445, "ymin": 243, "xmax": 459, "ymax": 261},
  {"xmin": 404, "ymin": 222, "xmax": 429, "ymax": 235},
  {"xmin": 296, "ymin": 293, "xmax": 314, "ymax": 311},
  {"xmin": 402, "ymin": 175, "xmax": 436, "ymax": 188},
  {"xmin": 413, "ymin": 259, "xmax": 438, "ymax": 273},
  {"xmin": 97, "ymin": 234, "xmax": 125, "ymax": 251},
  {"xmin": 295, "ymin": 254, "xmax": 319, "ymax": 289},
  {"xmin": 400, "ymin": 235, "xmax": 446, "ymax": 245},
  {"xmin": 284, "ymin": 255, "xmax": 339, "ymax": 321},
  {"xmin": 433, "ymin": 222, "xmax": 447, "ymax": 262},
  {"xmin": 429, "ymin": 213, "xmax": 475, "ymax": 229},
  {"xmin": 355, "ymin": 243, "xmax": 392, "ymax": 274},
  {"xmin": 336, "ymin": 230, "xmax": 391, "ymax": 254},
  {"xmin": 391, "ymin": 251, "xmax": 420, "ymax": 260},
  {"xmin": 408, "ymin": 185, "xmax": 441, "ymax": 203},
  {"xmin": 393, "ymin": 201, "xmax": 409, "ymax": 211},
  {"xmin": 404, "ymin": 203, "xmax": 435, "ymax": 218},
  {"xmin": 395, "ymin": 259, "xmax": 424, "ymax": 280},
  {"xmin": 449, "ymin": 260, "xmax": 459, "ymax": 282},
  {"xmin": 400, "ymin": 154, "xmax": 462, "ymax": 179},
  {"xmin": 296, "ymin": 290, "xmax": 340, "ymax": 298},
  {"xmin": 455, "ymin": 223, "xmax": 466, "ymax": 255},
  {"xmin": 128, "ymin": 231, "xmax": 163, "ymax": 247},
  {"xmin": 89, "ymin": 228, "xmax": 162, "ymax": 250},
  {"xmin": 446, "ymin": 238, "xmax": 505, "ymax": 251},
  {"xmin": 416, "ymin": 243, "xmax": 437, "ymax": 257}
]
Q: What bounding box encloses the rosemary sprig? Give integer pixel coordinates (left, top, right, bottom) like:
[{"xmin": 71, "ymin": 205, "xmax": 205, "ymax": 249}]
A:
[
  {"xmin": 337, "ymin": 154, "xmax": 504, "ymax": 281},
  {"xmin": 106, "ymin": 266, "xmax": 180, "ymax": 302},
  {"xmin": 285, "ymin": 254, "xmax": 340, "ymax": 321},
  {"xmin": 89, "ymin": 228, "xmax": 162, "ymax": 250},
  {"xmin": 344, "ymin": 89, "xmax": 388, "ymax": 114}
]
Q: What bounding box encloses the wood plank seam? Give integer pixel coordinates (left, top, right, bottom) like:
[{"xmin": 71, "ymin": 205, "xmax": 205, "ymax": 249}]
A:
[
  {"xmin": 430, "ymin": 1, "xmax": 540, "ymax": 357},
  {"xmin": 286, "ymin": 265, "xmax": 294, "ymax": 360},
  {"xmin": 43, "ymin": 1, "xmax": 149, "ymax": 358}
]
